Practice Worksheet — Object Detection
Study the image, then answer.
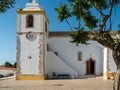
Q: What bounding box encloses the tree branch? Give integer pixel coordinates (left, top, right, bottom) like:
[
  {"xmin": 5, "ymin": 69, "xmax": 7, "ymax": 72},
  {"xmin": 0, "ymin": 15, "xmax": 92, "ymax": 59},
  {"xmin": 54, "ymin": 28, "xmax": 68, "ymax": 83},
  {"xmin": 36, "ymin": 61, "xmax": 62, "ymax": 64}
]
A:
[
  {"xmin": 99, "ymin": 15, "xmax": 109, "ymax": 32},
  {"xmin": 88, "ymin": 31, "xmax": 115, "ymax": 49},
  {"xmin": 93, "ymin": 6, "xmax": 105, "ymax": 17},
  {"xmin": 65, "ymin": 19, "xmax": 73, "ymax": 31},
  {"xmin": 112, "ymin": 50, "xmax": 120, "ymax": 68}
]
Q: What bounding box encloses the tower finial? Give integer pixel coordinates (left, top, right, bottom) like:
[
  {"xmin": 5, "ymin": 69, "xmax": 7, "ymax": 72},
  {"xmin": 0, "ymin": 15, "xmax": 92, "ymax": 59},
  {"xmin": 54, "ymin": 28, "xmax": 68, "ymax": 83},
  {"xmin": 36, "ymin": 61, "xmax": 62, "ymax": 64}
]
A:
[{"xmin": 32, "ymin": 0, "xmax": 37, "ymax": 3}]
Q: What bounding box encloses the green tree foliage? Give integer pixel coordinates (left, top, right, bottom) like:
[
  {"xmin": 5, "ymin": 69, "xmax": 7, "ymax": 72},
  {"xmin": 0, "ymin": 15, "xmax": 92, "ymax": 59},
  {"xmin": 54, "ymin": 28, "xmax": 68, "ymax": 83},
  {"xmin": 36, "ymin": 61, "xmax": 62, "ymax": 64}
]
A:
[
  {"xmin": 55, "ymin": 0, "xmax": 120, "ymax": 90},
  {"xmin": 4, "ymin": 61, "xmax": 13, "ymax": 68},
  {"xmin": 70, "ymin": 27, "xmax": 89, "ymax": 45},
  {"xmin": 0, "ymin": 0, "xmax": 15, "ymax": 13},
  {"xmin": 13, "ymin": 62, "xmax": 16, "ymax": 68},
  {"xmin": 3, "ymin": 61, "xmax": 16, "ymax": 68}
]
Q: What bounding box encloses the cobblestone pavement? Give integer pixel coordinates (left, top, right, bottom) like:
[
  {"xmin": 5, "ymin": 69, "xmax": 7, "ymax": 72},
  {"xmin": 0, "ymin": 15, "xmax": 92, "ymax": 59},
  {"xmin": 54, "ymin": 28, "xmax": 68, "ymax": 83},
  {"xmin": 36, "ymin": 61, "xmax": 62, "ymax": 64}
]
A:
[{"xmin": 0, "ymin": 77, "xmax": 113, "ymax": 90}]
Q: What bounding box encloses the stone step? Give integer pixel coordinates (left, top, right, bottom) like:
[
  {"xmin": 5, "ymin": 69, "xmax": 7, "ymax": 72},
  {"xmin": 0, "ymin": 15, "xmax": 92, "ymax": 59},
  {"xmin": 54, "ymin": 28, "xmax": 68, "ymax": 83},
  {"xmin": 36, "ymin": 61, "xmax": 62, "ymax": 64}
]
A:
[{"xmin": 78, "ymin": 75, "xmax": 96, "ymax": 79}]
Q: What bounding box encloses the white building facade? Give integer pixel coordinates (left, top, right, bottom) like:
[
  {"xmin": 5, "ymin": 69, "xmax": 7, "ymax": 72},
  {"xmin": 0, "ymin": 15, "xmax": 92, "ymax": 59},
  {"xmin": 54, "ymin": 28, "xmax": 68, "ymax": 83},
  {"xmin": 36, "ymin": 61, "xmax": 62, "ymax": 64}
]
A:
[{"xmin": 16, "ymin": 1, "xmax": 116, "ymax": 80}]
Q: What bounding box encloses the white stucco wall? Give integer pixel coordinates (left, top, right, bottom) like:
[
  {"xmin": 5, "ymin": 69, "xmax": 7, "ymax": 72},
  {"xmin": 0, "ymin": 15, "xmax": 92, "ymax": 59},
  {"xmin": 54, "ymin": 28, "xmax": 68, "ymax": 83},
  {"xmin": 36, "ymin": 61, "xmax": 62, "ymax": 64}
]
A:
[
  {"xmin": 46, "ymin": 51, "xmax": 78, "ymax": 78},
  {"xmin": 20, "ymin": 34, "xmax": 40, "ymax": 75},
  {"xmin": 108, "ymin": 49, "xmax": 117, "ymax": 72},
  {"xmin": 48, "ymin": 37, "xmax": 104, "ymax": 76},
  {"xmin": 20, "ymin": 14, "xmax": 42, "ymax": 32},
  {"xmin": 19, "ymin": 5, "xmax": 49, "ymax": 75},
  {"xmin": 44, "ymin": 35, "xmax": 48, "ymax": 73}
]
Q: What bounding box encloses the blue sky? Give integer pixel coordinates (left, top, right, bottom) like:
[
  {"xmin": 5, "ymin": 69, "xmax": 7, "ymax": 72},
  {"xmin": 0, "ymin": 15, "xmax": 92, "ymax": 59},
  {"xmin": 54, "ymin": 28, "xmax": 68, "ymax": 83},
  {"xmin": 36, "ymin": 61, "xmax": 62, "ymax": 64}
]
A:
[{"xmin": 0, "ymin": 0, "xmax": 120, "ymax": 65}]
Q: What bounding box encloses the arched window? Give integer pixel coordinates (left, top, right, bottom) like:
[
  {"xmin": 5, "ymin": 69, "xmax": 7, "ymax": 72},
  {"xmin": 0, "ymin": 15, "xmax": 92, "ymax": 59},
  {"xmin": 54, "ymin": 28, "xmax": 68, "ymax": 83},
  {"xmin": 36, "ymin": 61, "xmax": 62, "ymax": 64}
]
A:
[
  {"xmin": 45, "ymin": 21, "xmax": 48, "ymax": 32},
  {"xmin": 26, "ymin": 15, "xmax": 34, "ymax": 28}
]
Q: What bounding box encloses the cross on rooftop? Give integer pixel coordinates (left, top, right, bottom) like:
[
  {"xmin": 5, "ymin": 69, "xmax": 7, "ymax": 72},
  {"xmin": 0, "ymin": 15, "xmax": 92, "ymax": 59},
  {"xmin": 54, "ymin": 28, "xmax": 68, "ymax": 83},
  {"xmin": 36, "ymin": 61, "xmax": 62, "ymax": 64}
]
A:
[{"xmin": 32, "ymin": 0, "xmax": 37, "ymax": 3}]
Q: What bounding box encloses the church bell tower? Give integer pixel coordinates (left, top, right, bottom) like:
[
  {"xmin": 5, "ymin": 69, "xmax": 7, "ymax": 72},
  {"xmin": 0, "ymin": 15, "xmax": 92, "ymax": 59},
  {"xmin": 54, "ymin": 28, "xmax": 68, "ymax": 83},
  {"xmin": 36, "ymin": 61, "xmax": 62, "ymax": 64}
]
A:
[{"xmin": 16, "ymin": 0, "xmax": 49, "ymax": 80}]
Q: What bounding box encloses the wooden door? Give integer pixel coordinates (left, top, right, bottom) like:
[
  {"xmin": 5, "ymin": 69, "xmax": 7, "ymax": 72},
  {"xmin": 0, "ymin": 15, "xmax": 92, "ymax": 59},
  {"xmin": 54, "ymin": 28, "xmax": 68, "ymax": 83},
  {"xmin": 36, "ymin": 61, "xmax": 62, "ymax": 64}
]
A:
[{"xmin": 86, "ymin": 59, "xmax": 95, "ymax": 75}]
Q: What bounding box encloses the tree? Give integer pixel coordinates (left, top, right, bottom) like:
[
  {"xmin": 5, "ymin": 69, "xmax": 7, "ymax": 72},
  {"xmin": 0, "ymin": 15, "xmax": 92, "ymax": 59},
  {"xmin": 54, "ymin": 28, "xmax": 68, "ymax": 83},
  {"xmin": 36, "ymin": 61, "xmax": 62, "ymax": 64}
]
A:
[
  {"xmin": 55, "ymin": 0, "xmax": 120, "ymax": 90},
  {"xmin": 0, "ymin": 0, "xmax": 15, "ymax": 13},
  {"xmin": 4, "ymin": 61, "xmax": 13, "ymax": 68},
  {"xmin": 13, "ymin": 62, "xmax": 16, "ymax": 68},
  {"xmin": 4, "ymin": 61, "xmax": 16, "ymax": 68}
]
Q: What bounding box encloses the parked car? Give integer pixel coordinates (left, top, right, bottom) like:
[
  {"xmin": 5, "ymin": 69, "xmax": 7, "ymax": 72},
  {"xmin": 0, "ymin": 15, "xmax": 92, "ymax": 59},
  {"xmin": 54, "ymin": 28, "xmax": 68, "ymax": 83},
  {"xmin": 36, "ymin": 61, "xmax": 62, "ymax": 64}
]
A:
[
  {"xmin": 0, "ymin": 74, "xmax": 4, "ymax": 78},
  {"xmin": 5, "ymin": 73, "xmax": 14, "ymax": 77}
]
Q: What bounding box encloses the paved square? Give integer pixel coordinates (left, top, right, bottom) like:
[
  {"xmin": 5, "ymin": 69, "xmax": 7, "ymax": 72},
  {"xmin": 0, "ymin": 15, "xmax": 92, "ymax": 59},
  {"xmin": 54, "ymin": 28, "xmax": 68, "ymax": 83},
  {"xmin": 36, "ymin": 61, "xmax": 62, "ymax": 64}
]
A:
[{"xmin": 0, "ymin": 77, "xmax": 113, "ymax": 90}]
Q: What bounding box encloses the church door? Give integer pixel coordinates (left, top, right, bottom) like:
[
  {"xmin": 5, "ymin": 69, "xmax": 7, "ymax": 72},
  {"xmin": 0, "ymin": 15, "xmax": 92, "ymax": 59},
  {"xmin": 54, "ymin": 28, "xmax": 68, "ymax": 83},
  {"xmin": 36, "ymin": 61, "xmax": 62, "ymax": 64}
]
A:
[{"xmin": 86, "ymin": 58, "xmax": 95, "ymax": 75}]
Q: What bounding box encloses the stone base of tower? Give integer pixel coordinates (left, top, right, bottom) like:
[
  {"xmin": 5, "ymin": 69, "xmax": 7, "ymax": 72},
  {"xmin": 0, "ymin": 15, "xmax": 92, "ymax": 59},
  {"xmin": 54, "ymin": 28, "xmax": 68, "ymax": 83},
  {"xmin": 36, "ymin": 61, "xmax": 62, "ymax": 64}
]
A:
[
  {"xmin": 103, "ymin": 73, "xmax": 108, "ymax": 80},
  {"xmin": 16, "ymin": 75, "xmax": 47, "ymax": 80}
]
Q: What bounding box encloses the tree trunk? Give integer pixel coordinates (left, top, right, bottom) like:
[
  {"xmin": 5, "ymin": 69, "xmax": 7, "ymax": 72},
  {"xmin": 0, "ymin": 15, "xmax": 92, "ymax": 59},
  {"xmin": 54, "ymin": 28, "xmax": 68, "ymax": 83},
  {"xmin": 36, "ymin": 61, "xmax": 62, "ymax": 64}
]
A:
[{"xmin": 113, "ymin": 68, "xmax": 120, "ymax": 90}]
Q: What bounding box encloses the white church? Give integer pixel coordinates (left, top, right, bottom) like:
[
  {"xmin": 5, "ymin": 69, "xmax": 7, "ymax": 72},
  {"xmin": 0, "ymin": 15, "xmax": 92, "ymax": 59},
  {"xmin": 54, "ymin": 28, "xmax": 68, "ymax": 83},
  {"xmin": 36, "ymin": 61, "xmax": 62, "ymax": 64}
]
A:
[{"xmin": 16, "ymin": 0, "xmax": 116, "ymax": 80}]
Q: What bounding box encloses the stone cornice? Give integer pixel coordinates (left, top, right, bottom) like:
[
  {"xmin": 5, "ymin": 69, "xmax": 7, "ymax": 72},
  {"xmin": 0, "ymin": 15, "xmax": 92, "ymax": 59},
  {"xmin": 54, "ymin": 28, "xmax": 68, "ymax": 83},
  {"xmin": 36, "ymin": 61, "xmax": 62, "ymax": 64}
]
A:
[
  {"xmin": 17, "ymin": 9, "xmax": 49, "ymax": 23},
  {"xmin": 49, "ymin": 31, "xmax": 117, "ymax": 37},
  {"xmin": 17, "ymin": 32, "xmax": 44, "ymax": 34}
]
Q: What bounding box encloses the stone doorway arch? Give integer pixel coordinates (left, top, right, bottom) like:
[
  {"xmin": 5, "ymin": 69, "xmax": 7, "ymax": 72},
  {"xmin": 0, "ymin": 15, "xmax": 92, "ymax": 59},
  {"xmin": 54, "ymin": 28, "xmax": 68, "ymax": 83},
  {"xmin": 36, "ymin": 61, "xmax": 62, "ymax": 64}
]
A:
[{"xmin": 86, "ymin": 57, "xmax": 96, "ymax": 75}]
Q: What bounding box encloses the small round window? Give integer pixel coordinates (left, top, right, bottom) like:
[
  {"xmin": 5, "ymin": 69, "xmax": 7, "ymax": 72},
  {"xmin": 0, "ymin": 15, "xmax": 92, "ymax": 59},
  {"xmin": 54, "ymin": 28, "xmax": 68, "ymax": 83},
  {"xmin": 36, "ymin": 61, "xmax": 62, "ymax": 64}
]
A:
[{"xmin": 26, "ymin": 32, "xmax": 36, "ymax": 41}]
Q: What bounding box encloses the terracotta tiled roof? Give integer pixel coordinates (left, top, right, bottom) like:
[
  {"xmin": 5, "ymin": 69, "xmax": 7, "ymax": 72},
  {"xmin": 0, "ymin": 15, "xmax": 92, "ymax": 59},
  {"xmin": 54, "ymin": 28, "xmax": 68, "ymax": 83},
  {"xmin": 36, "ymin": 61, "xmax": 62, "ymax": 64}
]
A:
[
  {"xmin": 49, "ymin": 31, "xmax": 72, "ymax": 37},
  {"xmin": 0, "ymin": 67, "xmax": 16, "ymax": 71},
  {"xmin": 49, "ymin": 31, "xmax": 117, "ymax": 37}
]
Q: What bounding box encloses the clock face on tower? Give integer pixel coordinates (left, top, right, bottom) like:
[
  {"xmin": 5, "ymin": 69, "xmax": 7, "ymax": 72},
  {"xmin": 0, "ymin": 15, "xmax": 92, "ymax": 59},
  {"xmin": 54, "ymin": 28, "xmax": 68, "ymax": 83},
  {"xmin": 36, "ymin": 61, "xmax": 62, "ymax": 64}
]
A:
[{"xmin": 26, "ymin": 32, "xmax": 36, "ymax": 41}]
